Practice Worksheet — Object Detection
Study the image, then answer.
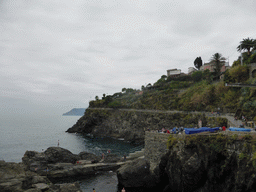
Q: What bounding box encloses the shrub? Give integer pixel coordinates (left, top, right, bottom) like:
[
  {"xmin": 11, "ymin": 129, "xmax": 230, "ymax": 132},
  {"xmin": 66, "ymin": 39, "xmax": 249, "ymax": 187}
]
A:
[{"xmin": 167, "ymin": 135, "xmax": 178, "ymax": 149}]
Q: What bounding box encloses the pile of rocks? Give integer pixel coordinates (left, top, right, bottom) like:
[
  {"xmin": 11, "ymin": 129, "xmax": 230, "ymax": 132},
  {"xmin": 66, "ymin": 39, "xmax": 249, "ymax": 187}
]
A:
[
  {"xmin": 22, "ymin": 147, "xmax": 122, "ymax": 179},
  {"xmin": 0, "ymin": 160, "xmax": 82, "ymax": 192},
  {"xmin": 1, "ymin": 146, "xmax": 137, "ymax": 191}
]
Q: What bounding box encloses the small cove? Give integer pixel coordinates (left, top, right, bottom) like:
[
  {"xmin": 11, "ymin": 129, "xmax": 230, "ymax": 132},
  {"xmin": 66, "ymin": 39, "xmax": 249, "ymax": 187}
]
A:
[{"xmin": 0, "ymin": 113, "xmax": 143, "ymax": 192}]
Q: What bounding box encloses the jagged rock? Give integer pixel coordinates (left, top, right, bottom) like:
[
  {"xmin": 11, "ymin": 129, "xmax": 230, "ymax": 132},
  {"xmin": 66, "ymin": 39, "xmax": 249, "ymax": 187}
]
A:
[
  {"xmin": 32, "ymin": 183, "xmax": 49, "ymax": 191},
  {"xmin": 0, "ymin": 160, "xmax": 84, "ymax": 192},
  {"xmin": 117, "ymin": 159, "xmax": 156, "ymax": 188},
  {"xmin": 0, "ymin": 160, "xmax": 51, "ymax": 192},
  {"xmin": 31, "ymin": 175, "xmax": 50, "ymax": 184},
  {"xmin": 21, "ymin": 147, "xmax": 126, "ymax": 179},
  {"xmin": 22, "ymin": 147, "xmax": 80, "ymax": 172},
  {"xmin": 78, "ymin": 151, "xmax": 101, "ymax": 163},
  {"xmin": 0, "ymin": 160, "xmax": 26, "ymax": 180},
  {"xmin": 44, "ymin": 147, "xmax": 80, "ymax": 164},
  {"xmin": 22, "ymin": 150, "xmax": 47, "ymax": 171},
  {"xmin": 164, "ymin": 149, "xmax": 206, "ymax": 192},
  {"xmin": 66, "ymin": 114, "xmax": 97, "ymax": 134},
  {"xmin": 0, "ymin": 160, "xmax": 26, "ymax": 192}
]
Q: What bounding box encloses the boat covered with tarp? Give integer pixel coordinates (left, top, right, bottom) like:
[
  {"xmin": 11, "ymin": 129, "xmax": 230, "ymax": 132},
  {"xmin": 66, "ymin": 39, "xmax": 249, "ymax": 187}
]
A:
[
  {"xmin": 184, "ymin": 127, "xmax": 220, "ymax": 135},
  {"xmin": 229, "ymin": 127, "xmax": 251, "ymax": 132}
]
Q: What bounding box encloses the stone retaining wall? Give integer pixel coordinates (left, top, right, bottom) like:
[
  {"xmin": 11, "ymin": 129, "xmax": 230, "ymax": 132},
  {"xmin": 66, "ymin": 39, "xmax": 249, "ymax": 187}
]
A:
[{"xmin": 144, "ymin": 131, "xmax": 170, "ymax": 172}]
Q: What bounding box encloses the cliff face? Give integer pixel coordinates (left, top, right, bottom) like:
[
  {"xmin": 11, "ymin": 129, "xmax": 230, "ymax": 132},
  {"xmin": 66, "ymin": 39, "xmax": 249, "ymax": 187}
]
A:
[
  {"xmin": 155, "ymin": 133, "xmax": 256, "ymax": 192},
  {"xmin": 66, "ymin": 108, "xmax": 227, "ymax": 145},
  {"xmin": 66, "ymin": 109, "xmax": 146, "ymax": 144}
]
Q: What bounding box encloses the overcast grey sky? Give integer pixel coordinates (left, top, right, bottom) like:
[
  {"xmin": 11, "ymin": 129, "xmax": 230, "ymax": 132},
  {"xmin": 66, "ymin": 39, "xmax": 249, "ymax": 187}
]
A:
[{"xmin": 1, "ymin": 0, "xmax": 256, "ymax": 115}]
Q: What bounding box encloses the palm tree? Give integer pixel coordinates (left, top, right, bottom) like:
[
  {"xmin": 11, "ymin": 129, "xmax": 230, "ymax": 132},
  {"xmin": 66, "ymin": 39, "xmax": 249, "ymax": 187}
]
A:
[
  {"xmin": 210, "ymin": 53, "xmax": 226, "ymax": 79},
  {"xmin": 237, "ymin": 38, "xmax": 256, "ymax": 55},
  {"xmin": 253, "ymin": 39, "xmax": 256, "ymax": 53}
]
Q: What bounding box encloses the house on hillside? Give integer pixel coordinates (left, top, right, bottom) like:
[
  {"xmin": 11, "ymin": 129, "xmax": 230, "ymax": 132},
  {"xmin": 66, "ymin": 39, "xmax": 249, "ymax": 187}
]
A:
[
  {"xmin": 167, "ymin": 68, "xmax": 185, "ymax": 78},
  {"xmin": 200, "ymin": 62, "xmax": 230, "ymax": 73}
]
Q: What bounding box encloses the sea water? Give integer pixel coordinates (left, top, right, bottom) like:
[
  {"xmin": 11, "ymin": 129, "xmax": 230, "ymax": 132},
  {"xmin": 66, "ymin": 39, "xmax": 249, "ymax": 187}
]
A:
[{"xmin": 0, "ymin": 113, "xmax": 143, "ymax": 192}]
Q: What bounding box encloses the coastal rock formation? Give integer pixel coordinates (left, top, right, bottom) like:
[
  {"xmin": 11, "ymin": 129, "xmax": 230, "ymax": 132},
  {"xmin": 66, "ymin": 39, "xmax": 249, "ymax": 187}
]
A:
[
  {"xmin": 62, "ymin": 108, "xmax": 86, "ymax": 116},
  {"xmin": 78, "ymin": 151, "xmax": 101, "ymax": 163},
  {"xmin": 0, "ymin": 160, "xmax": 82, "ymax": 192},
  {"xmin": 117, "ymin": 159, "xmax": 157, "ymax": 188},
  {"xmin": 22, "ymin": 147, "xmax": 80, "ymax": 172},
  {"xmin": 44, "ymin": 147, "xmax": 80, "ymax": 164},
  {"xmin": 116, "ymin": 132, "xmax": 256, "ymax": 191},
  {"xmin": 21, "ymin": 147, "xmax": 127, "ymax": 179},
  {"xmin": 145, "ymin": 133, "xmax": 256, "ymax": 192},
  {"xmin": 66, "ymin": 108, "xmax": 227, "ymax": 144}
]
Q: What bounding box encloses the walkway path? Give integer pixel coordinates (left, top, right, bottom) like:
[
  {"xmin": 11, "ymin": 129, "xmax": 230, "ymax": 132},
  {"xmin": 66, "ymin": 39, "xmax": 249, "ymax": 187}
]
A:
[
  {"xmin": 88, "ymin": 108, "xmax": 249, "ymax": 128},
  {"xmin": 221, "ymin": 114, "xmax": 247, "ymax": 128}
]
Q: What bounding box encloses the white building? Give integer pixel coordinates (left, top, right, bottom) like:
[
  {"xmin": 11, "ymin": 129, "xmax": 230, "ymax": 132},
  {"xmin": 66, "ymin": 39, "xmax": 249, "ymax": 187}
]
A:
[{"xmin": 167, "ymin": 68, "xmax": 181, "ymax": 77}]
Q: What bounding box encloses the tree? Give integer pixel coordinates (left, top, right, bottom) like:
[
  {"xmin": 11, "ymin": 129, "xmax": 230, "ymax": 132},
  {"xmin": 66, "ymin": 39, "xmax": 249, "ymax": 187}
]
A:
[
  {"xmin": 125, "ymin": 88, "xmax": 134, "ymax": 93},
  {"xmin": 194, "ymin": 57, "xmax": 203, "ymax": 70},
  {"xmin": 232, "ymin": 58, "xmax": 241, "ymax": 67},
  {"xmin": 104, "ymin": 95, "xmax": 112, "ymax": 105},
  {"xmin": 161, "ymin": 75, "xmax": 167, "ymax": 79},
  {"xmin": 228, "ymin": 65, "xmax": 248, "ymax": 83},
  {"xmin": 155, "ymin": 75, "xmax": 167, "ymax": 86},
  {"xmin": 237, "ymin": 38, "xmax": 256, "ymax": 55},
  {"xmin": 247, "ymin": 52, "xmax": 256, "ymax": 64},
  {"xmin": 202, "ymin": 69, "xmax": 212, "ymax": 83},
  {"xmin": 95, "ymin": 96, "xmax": 99, "ymax": 100},
  {"xmin": 122, "ymin": 88, "xmax": 126, "ymax": 93},
  {"xmin": 191, "ymin": 71, "xmax": 203, "ymax": 82},
  {"xmin": 146, "ymin": 83, "xmax": 152, "ymax": 88},
  {"xmin": 210, "ymin": 53, "xmax": 226, "ymax": 79}
]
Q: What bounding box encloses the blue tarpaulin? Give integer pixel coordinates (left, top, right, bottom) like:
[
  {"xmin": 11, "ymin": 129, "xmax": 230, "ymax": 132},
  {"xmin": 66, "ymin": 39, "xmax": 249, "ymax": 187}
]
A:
[
  {"xmin": 184, "ymin": 127, "xmax": 220, "ymax": 135},
  {"xmin": 229, "ymin": 127, "xmax": 251, "ymax": 132}
]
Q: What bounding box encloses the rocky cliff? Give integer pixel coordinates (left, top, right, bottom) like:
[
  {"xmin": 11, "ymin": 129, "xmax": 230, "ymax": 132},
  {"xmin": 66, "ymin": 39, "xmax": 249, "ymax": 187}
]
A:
[
  {"xmin": 161, "ymin": 133, "xmax": 256, "ymax": 192},
  {"xmin": 118, "ymin": 132, "xmax": 256, "ymax": 192},
  {"xmin": 66, "ymin": 108, "xmax": 227, "ymax": 145}
]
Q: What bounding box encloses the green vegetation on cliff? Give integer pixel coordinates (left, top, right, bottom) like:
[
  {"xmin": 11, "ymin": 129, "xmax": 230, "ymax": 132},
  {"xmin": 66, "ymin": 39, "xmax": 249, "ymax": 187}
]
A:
[
  {"xmin": 89, "ymin": 38, "xmax": 256, "ymax": 120},
  {"xmin": 89, "ymin": 64, "xmax": 256, "ymax": 119}
]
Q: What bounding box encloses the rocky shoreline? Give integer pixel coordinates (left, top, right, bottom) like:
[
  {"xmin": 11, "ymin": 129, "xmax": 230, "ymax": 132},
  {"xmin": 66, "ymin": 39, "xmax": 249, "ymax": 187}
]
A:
[
  {"xmin": 0, "ymin": 146, "xmax": 146, "ymax": 192},
  {"xmin": 0, "ymin": 159, "xmax": 82, "ymax": 192}
]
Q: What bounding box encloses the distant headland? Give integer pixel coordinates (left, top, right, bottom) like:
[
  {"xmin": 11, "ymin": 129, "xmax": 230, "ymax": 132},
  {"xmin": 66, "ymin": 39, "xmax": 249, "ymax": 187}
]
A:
[{"xmin": 62, "ymin": 108, "xmax": 86, "ymax": 116}]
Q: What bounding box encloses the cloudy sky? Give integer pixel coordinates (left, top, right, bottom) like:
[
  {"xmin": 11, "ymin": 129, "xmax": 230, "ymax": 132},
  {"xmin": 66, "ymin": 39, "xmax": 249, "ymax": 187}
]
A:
[{"xmin": 1, "ymin": 0, "xmax": 256, "ymax": 116}]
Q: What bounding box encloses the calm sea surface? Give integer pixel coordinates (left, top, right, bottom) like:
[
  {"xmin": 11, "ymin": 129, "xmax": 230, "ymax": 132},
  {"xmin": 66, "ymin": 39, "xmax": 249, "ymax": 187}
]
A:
[{"xmin": 0, "ymin": 113, "xmax": 143, "ymax": 192}]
